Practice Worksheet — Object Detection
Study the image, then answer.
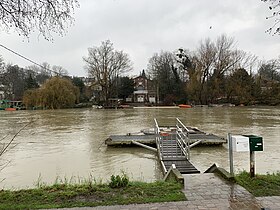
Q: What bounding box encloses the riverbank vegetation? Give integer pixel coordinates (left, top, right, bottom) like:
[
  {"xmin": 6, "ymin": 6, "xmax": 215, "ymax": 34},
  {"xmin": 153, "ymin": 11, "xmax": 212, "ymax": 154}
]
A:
[
  {"xmin": 0, "ymin": 62, "xmax": 91, "ymax": 109},
  {"xmin": 23, "ymin": 77, "xmax": 80, "ymax": 109},
  {"xmin": 1, "ymin": 35, "xmax": 280, "ymax": 108},
  {"xmin": 147, "ymin": 35, "xmax": 280, "ymax": 106},
  {"xmin": 235, "ymin": 171, "xmax": 280, "ymax": 197},
  {"xmin": 0, "ymin": 178, "xmax": 185, "ymax": 209}
]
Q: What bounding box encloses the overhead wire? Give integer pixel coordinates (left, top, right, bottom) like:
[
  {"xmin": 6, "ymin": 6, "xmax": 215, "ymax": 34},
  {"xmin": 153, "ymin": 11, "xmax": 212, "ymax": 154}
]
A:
[{"xmin": 0, "ymin": 43, "xmax": 65, "ymax": 76}]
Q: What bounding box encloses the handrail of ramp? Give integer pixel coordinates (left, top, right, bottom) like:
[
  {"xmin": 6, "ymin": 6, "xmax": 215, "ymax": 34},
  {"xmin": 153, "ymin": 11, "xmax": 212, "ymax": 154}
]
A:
[
  {"xmin": 154, "ymin": 118, "xmax": 201, "ymax": 174},
  {"xmin": 176, "ymin": 118, "xmax": 190, "ymax": 160},
  {"xmin": 154, "ymin": 118, "xmax": 167, "ymax": 172}
]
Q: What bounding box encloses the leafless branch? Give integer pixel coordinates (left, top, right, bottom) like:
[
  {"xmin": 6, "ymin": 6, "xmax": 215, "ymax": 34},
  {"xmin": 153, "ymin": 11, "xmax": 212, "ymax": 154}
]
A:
[
  {"xmin": 0, "ymin": 120, "xmax": 34, "ymax": 157},
  {"xmin": 0, "ymin": 0, "xmax": 79, "ymax": 40},
  {"xmin": 0, "ymin": 160, "xmax": 11, "ymax": 173},
  {"xmin": 262, "ymin": 0, "xmax": 280, "ymax": 35}
]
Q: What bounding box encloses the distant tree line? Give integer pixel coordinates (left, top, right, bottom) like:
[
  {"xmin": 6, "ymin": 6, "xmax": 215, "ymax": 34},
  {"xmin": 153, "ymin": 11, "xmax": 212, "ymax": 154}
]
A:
[
  {"xmin": 0, "ymin": 64, "xmax": 40, "ymax": 100},
  {"xmin": 0, "ymin": 59, "xmax": 91, "ymax": 109},
  {"xmin": 148, "ymin": 35, "xmax": 280, "ymax": 106},
  {"xmin": 84, "ymin": 37, "xmax": 280, "ymax": 107},
  {"xmin": 1, "ymin": 36, "xmax": 279, "ymax": 109},
  {"xmin": 0, "ymin": 48, "xmax": 134, "ymax": 109}
]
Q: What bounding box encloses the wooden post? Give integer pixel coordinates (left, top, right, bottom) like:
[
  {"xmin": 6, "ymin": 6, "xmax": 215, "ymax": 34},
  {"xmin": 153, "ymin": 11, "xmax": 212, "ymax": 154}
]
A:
[{"xmin": 250, "ymin": 151, "xmax": 255, "ymax": 177}]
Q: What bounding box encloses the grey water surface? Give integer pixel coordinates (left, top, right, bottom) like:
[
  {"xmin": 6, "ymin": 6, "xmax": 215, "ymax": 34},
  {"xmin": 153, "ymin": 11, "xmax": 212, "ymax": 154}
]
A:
[{"xmin": 0, "ymin": 106, "xmax": 279, "ymax": 189}]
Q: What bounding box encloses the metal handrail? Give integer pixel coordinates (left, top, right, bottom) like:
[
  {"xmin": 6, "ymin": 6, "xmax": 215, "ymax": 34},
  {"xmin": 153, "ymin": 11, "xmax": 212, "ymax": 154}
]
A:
[
  {"xmin": 154, "ymin": 118, "xmax": 164, "ymax": 163},
  {"xmin": 155, "ymin": 118, "xmax": 191, "ymax": 163},
  {"xmin": 154, "ymin": 118, "xmax": 168, "ymax": 172},
  {"xmin": 176, "ymin": 118, "xmax": 190, "ymax": 134},
  {"xmin": 176, "ymin": 118, "xmax": 190, "ymax": 160}
]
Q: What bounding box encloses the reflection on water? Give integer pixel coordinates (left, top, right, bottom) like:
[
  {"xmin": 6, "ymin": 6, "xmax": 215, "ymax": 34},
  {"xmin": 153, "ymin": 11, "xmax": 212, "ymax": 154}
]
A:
[{"xmin": 0, "ymin": 106, "xmax": 279, "ymax": 189}]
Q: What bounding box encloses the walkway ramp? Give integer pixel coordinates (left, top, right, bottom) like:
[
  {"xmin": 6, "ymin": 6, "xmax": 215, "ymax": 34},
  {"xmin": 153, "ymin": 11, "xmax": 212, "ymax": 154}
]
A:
[
  {"xmin": 155, "ymin": 118, "xmax": 200, "ymax": 174},
  {"xmin": 163, "ymin": 157, "xmax": 199, "ymax": 174}
]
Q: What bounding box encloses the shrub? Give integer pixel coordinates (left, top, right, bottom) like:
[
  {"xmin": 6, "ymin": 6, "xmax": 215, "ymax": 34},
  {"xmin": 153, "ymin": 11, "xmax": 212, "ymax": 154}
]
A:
[{"xmin": 109, "ymin": 174, "xmax": 129, "ymax": 188}]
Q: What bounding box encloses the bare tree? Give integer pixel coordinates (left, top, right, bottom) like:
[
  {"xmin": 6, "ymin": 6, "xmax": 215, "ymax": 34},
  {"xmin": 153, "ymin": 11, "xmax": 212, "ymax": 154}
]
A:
[
  {"xmin": 0, "ymin": 0, "xmax": 79, "ymax": 40},
  {"xmin": 52, "ymin": 65, "xmax": 68, "ymax": 76},
  {"xmin": 187, "ymin": 35, "xmax": 258, "ymax": 104},
  {"xmin": 26, "ymin": 63, "xmax": 52, "ymax": 85},
  {"xmin": 1, "ymin": 64, "xmax": 25, "ymax": 100},
  {"xmin": 261, "ymin": 0, "xmax": 280, "ymax": 35},
  {"xmin": 148, "ymin": 51, "xmax": 176, "ymax": 81},
  {"xmin": 147, "ymin": 51, "xmax": 186, "ymax": 104},
  {"xmin": 83, "ymin": 40, "xmax": 132, "ymax": 105},
  {"xmin": 192, "ymin": 38, "xmax": 216, "ymax": 104},
  {"xmin": 259, "ymin": 58, "xmax": 280, "ymax": 81}
]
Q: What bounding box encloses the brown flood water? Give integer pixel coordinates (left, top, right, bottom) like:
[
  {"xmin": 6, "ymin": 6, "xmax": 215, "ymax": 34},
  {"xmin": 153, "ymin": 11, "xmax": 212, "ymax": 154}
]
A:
[{"xmin": 0, "ymin": 106, "xmax": 279, "ymax": 189}]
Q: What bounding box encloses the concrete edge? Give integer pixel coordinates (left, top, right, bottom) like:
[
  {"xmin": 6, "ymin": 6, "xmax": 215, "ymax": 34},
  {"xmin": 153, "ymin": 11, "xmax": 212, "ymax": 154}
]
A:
[
  {"xmin": 204, "ymin": 163, "xmax": 235, "ymax": 181},
  {"xmin": 163, "ymin": 166, "xmax": 184, "ymax": 187}
]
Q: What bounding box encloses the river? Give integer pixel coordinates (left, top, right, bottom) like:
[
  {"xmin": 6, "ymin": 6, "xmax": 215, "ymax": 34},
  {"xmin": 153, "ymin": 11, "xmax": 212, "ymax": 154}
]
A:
[{"xmin": 0, "ymin": 106, "xmax": 279, "ymax": 189}]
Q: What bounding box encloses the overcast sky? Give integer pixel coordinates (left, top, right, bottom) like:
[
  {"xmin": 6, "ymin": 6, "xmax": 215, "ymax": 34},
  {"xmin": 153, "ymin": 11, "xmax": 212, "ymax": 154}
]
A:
[{"xmin": 0, "ymin": 0, "xmax": 279, "ymax": 77}]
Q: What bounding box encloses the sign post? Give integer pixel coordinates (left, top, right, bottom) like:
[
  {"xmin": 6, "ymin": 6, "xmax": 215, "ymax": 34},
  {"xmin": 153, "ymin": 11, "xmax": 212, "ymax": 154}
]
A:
[
  {"xmin": 228, "ymin": 134, "xmax": 263, "ymax": 178},
  {"xmin": 250, "ymin": 151, "xmax": 255, "ymax": 177},
  {"xmin": 244, "ymin": 135, "xmax": 263, "ymax": 178},
  {"xmin": 228, "ymin": 133, "xmax": 234, "ymax": 176}
]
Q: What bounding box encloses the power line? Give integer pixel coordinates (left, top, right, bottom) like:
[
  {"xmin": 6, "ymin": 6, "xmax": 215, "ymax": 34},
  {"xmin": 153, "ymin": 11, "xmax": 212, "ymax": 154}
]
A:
[{"xmin": 0, "ymin": 43, "xmax": 62, "ymax": 76}]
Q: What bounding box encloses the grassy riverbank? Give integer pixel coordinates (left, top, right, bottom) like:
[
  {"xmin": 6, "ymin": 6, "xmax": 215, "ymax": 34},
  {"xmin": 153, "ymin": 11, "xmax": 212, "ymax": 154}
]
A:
[
  {"xmin": 235, "ymin": 171, "xmax": 280, "ymax": 197},
  {"xmin": 0, "ymin": 180, "xmax": 185, "ymax": 209}
]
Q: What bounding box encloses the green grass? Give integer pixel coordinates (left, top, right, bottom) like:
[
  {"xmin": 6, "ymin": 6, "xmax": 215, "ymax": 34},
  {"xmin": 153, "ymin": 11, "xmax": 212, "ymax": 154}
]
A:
[
  {"xmin": 0, "ymin": 181, "xmax": 186, "ymax": 209},
  {"xmin": 235, "ymin": 171, "xmax": 280, "ymax": 197}
]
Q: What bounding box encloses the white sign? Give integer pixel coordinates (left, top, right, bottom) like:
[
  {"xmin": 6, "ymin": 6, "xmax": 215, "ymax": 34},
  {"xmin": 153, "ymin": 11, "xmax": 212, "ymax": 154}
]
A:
[{"xmin": 231, "ymin": 135, "xmax": 250, "ymax": 152}]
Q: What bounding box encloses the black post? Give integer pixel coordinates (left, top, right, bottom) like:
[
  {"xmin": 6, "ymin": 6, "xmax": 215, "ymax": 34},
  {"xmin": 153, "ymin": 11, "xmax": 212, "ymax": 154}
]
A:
[{"xmin": 250, "ymin": 151, "xmax": 255, "ymax": 177}]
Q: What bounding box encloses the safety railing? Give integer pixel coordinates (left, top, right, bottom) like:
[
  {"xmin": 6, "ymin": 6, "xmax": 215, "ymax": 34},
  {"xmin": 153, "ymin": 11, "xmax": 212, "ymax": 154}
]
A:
[
  {"xmin": 176, "ymin": 118, "xmax": 191, "ymax": 160},
  {"xmin": 155, "ymin": 118, "xmax": 193, "ymax": 170},
  {"xmin": 154, "ymin": 118, "xmax": 162, "ymax": 159},
  {"xmin": 154, "ymin": 118, "xmax": 167, "ymax": 172}
]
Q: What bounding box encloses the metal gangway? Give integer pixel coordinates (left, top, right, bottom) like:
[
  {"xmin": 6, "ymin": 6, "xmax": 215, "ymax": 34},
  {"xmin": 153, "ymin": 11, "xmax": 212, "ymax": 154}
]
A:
[{"xmin": 154, "ymin": 118, "xmax": 200, "ymax": 174}]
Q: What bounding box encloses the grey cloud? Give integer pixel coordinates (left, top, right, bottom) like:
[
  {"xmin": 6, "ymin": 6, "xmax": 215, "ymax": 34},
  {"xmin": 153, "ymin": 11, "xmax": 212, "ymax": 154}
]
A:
[{"xmin": 0, "ymin": 0, "xmax": 279, "ymax": 77}]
